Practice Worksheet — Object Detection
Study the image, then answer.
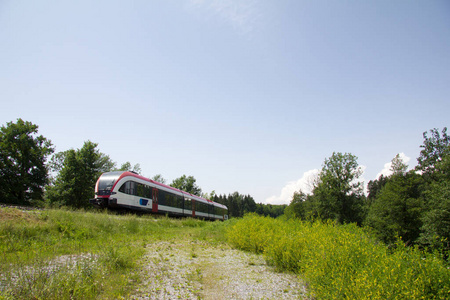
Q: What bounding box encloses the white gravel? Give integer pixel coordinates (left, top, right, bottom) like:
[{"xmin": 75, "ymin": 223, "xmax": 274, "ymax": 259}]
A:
[{"xmin": 131, "ymin": 240, "xmax": 307, "ymax": 299}]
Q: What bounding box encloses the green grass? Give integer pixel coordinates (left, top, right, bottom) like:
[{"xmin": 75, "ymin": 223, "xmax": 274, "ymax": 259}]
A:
[
  {"xmin": 6, "ymin": 208, "xmax": 448, "ymax": 299},
  {"xmin": 0, "ymin": 207, "xmax": 228, "ymax": 299},
  {"xmin": 227, "ymin": 214, "xmax": 450, "ymax": 299}
]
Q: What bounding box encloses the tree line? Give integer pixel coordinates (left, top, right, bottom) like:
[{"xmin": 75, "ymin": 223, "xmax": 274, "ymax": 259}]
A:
[
  {"xmin": 284, "ymin": 127, "xmax": 449, "ymax": 257},
  {"xmin": 2, "ymin": 118, "xmax": 448, "ymax": 255},
  {"xmin": 211, "ymin": 192, "xmax": 286, "ymax": 218},
  {"xmin": 0, "ymin": 119, "xmax": 283, "ymax": 217}
]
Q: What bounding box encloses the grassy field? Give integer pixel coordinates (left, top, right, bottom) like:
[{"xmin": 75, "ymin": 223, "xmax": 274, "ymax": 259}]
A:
[
  {"xmin": 0, "ymin": 207, "xmax": 227, "ymax": 299},
  {"xmin": 2, "ymin": 208, "xmax": 450, "ymax": 299},
  {"xmin": 227, "ymin": 214, "xmax": 450, "ymax": 299}
]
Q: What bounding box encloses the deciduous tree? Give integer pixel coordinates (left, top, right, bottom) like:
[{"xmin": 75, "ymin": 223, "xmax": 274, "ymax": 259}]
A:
[
  {"xmin": 417, "ymin": 127, "xmax": 450, "ymax": 180},
  {"xmin": 311, "ymin": 152, "xmax": 365, "ymax": 224},
  {"xmin": 170, "ymin": 175, "xmax": 202, "ymax": 196},
  {"xmin": 419, "ymin": 177, "xmax": 450, "ymax": 256},
  {"xmin": 0, "ymin": 119, "xmax": 54, "ymax": 205},
  {"xmin": 152, "ymin": 174, "xmax": 167, "ymax": 184},
  {"xmin": 390, "ymin": 153, "xmax": 408, "ymax": 175},
  {"xmin": 118, "ymin": 162, "xmax": 142, "ymax": 174},
  {"xmin": 46, "ymin": 141, "xmax": 115, "ymax": 208},
  {"xmin": 366, "ymin": 171, "xmax": 424, "ymax": 245}
]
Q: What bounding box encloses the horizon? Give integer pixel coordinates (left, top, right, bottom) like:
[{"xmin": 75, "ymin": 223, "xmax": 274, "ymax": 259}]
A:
[{"xmin": 1, "ymin": 1, "xmax": 449, "ymax": 204}]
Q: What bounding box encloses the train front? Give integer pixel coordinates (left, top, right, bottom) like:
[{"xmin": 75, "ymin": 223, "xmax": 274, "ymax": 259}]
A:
[{"xmin": 89, "ymin": 171, "xmax": 123, "ymax": 207}]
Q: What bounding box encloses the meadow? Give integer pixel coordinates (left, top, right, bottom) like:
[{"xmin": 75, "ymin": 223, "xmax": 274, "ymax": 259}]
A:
[
  {"xmin": 227, "ymin": 214, "xmax": 450, "ymax": 299},
  {"xmin": 2, "ymin": 208, "xmax": 449, "ymax": 299},
  {"xmin": 0, "ymin": 207, "xmax": 226, "ymax": 299}
]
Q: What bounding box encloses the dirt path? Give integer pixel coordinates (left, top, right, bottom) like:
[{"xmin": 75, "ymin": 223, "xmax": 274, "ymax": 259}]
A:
[{"xmin": 131, "ymin": 240, "xmax": 307, "ymax": 299}]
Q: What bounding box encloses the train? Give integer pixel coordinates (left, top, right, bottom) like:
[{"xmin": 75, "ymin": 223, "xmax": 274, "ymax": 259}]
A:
[{"xmin": 89, "ymin": 171, "xmax": 228, "ymax": 220}]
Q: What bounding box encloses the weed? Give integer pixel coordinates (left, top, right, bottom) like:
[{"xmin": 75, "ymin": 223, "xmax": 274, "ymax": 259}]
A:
[{"xmin": 227, "ymin": 214, "xmax": 450, "ymax": 299}]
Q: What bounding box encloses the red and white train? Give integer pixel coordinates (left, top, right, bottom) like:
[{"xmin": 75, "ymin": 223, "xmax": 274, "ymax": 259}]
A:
[{"xmin": 89, "ymin": 171, "xmax": 228, "ymax": 221}]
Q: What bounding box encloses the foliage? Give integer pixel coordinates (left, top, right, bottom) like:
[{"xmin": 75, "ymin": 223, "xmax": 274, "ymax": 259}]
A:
[
  {"xmin": 212, "ymin": 192, "xmax": 284, "ymax": 218},
  {"xmin": 416, "ymin": 127, "xmax": 450, "ymax": 180},
  {"xmin": 117, "ymin": 161, "xmax": 142, "ymax": 173},
  {"xmin": 284, "ymin": 190, "xmax": 312, "ymax": 220},
  {"xmin": 213, "ymin": 192, "xmax": 251, "ymax": 218},
  {"xmin": 364, "ymin": 129, "xmax": 450, "ymax": 255},
  {"xmin": 285, "ymin": 152, "xmax": 365, "ymax": 224},
  {"xmin": 365, "ymin": 171, "xmax": 425, "ymax": 245},
  {"xmin": 45, "ymin": 141, "xmax": 115, "ymax": 208},
  {"xmin": 419, "ymin": 177, "xmax": 450, "ymax": 257},
  {"xmin": 151, "ymin": 174, "xmax": 167, "ymax": 184},
  {"xmin": 227, "ymin": 215, "xmax": 450, "ymax": 299},
  {"xmin": 390, "ymin": 153, "xmax": 408, "ymax": 175},
  {"xmin": 314, "ymin": 152, "xmax": 365, "ymax": 224},
  {"xmin": 0, "ymin": 119, "xmax": 54, "ymax": 205},
  {"xmin": 367, "ymin": 174, "xmax": 388, "ymax": 205},
  {"xmin": 226, "ymin": 213, "xmax": 279, "ymax": 253},
  {"xmin": 170, "ymin": 175, "xmax": 202, "ymax": 196},
  {"xmin": 255, "ymin": 202, "xmax": 286, "ymax": 218}
]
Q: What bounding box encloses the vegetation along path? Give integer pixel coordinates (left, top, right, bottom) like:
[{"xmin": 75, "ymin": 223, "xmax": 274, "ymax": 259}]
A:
[
  {"xmin": 132, "ymin": 240, "xmax": 306, "ymax": 299},
  {"xmin": 0, "ymin": 207, "xmax": 307, "ymax": 299}
]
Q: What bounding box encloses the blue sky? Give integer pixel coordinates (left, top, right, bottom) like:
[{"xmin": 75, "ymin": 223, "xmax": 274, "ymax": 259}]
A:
[{"xmin": 1, "ymin": 0, "xmax": 449, "ymax": 204}]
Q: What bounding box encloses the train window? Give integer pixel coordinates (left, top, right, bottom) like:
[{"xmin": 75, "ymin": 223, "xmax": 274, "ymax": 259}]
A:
[
  {"xmin": 119, "ymin": 181, "xmax": 138, "ymax": 195},
  {"xmin": 175, "ymin": 195, "xmax": 183, "ymax": 209},
  {"xmin": 158, "ymin": 190, "xmax": 166, "ymax": 205},
  {"xmin": 196, "ymin": 201, "xmax": 209, "ymax": 214},
  {"xmin": 214, "ymin": 206, "xmax": 225, "ymax": 216},
  {"xmin": 165, "ymin": 192, "xmax": 173, "ymax": 207},
  {"xmin": 119, "ymin": 182, "xmax": 129, "ymax": 194},
  {"xmin": 136, "ymin": 183, "xmax": 152, "ymax": 198},
  {"xmin": 157, "ymin": 190, "xmax": 184, "ymax": 209},
  {"xmin": 184, "ymin": 198, "xmax": 192, "ymax": 209}
]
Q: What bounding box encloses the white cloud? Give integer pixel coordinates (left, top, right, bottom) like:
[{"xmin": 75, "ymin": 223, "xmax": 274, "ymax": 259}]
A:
[
  {"xmin": 187, "ymin": 0, "xmax": 261, "ymax": 35},
  {"xmin": 265, "ymin": 169, "xmax": 320, "ymax": 205},
  {"xmin": 375, "ymin": 153, "xmax": 411, "ymax": 179}
]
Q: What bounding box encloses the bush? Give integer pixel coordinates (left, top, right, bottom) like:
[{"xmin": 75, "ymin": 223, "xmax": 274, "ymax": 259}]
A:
[{"xmin": 227, "ymin": 215, "xmax": 450, "ymax": 299}]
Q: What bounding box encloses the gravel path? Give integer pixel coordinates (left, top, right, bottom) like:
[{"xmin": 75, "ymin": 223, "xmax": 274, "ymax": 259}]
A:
[{"xmin": 131, "ymin": 240, "xmax": 307, "ymax": 299}]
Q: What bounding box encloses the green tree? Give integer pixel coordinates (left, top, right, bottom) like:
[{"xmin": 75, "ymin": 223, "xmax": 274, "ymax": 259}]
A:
[
  {"xmin": 0, "ymin": 119, "xmax": 54, "ymax": 205},
  {"xmin": 285, "ymin": 190, "xmax": 308, "ymax": 220},
  {"xmin": 257, "ymin": 203, "xmax": 286, "ymax": 218},
  {"xmin": 390, "ymin": 153, "xmax": 408, "ymax": 175},
  {"xmin": 416, "ymin": 127, "xmax": 450, "ymax": 180},
  {"xmin": 311, "ymin": 152, "xmax": 365, "ymax": 224},
  {"xmin": 212, "ymin": 192, "xmax": 259, "ymax": 218},
  {"xmin": 367, "ymin": 175, "xmax": 388, "ymax": 206},
  {"xmin": 417, "ymin": 129, "xmax": 450, "ymax": 255},
  {"xmin": 228, "ymin": 192, "xmax": 243, "ymax": 217},
  {"xmin": 170, "ymin": 175, "xmax": 202, "ymax": 196},
  {"xmin": 46, "ymin": 141, "xmax": 115, "ymax": 208},
  {"xmin": 152, "ymin": 174, "xmax": 167, "ymax": 184},
  {"xmin": 117, "ymin": 161, "xmax": 142, "ymax": 173},
  {"xmin": 413, "ymin": 127, "xmax": 450, "ymax": 254},
  {"xmin": 202, "ymin": 190, "xmax": 216, "ymax": 200},
  {"xmin": 243, "ymin": 194, "xmax": 257, "ymax": 214},
  {"xmin": 366, "ymin": 171, "xmax": 424, "ymax": 245},
  {"xmin": 419, "ymin": 177, "xmax": 450, "ymax": 256}
]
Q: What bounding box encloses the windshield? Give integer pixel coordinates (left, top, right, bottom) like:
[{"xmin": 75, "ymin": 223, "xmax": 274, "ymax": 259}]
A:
[{"xmin": 97, "ymin": 172, "xmax": 123, "ymax": 194}]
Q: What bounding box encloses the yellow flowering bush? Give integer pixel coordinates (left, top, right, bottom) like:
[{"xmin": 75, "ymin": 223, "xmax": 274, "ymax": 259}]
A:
[{"xmin": 227, "ymin": 214, "xmax": 450, "ymax": 299}]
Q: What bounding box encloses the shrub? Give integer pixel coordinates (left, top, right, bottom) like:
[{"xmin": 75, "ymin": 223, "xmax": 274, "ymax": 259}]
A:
[{"xmin": 227, "ymin": 215, "xmax": 450, "ymax": 299}]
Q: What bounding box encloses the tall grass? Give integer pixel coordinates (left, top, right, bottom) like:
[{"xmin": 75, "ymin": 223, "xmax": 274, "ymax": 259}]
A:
[
  {"xmin": 0, "ymin": 207, "xmax": 224, "ymax": 299},
  {"xmin": 227, "ymin": 214, "xmax": 450, "ymax": 299}
]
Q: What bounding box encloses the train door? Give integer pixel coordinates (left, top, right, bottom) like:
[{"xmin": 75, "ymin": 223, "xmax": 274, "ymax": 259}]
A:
[
  {"xmin": 192, "ymin": 200, "xmax": 195, "ymax": 218},
  {"xmin": 152, "ymin": 189, "xmax": 158, "ymax": 213}
]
